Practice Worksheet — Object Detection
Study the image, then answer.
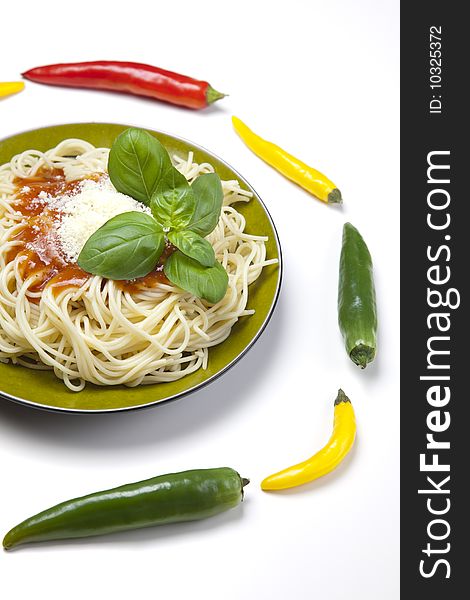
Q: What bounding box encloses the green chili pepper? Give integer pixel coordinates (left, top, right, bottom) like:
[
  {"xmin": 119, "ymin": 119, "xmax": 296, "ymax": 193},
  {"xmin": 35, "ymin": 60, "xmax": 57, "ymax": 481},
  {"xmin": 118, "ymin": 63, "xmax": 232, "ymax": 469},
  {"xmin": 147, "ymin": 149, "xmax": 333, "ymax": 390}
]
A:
[
  {"xmin": 3, "ymin": 467, "xmax": 249, "ymax": 550},
  {"xmin": 338, "ymin": 222, "xmax": 377, "ymax": 368}
]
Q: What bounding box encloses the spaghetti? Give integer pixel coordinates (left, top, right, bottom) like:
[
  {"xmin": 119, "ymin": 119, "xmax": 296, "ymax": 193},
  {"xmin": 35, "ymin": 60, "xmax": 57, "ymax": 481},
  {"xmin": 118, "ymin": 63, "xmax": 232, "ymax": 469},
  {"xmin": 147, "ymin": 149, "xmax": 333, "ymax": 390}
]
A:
[{"xmin": 0, "ymin": 139, "xmax": 276, "ymax": 391}]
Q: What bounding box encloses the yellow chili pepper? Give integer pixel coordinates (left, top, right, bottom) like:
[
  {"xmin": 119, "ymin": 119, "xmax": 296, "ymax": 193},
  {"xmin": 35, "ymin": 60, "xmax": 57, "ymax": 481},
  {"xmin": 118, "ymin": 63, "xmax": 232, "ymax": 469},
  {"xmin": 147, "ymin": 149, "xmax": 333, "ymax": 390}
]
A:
[
  {"xmin": 261, "ymin": 389, "xmax": 356, "ymax": 490},
  {"xmin": 0, "ymin": 82, "xmax": 25, "ymax": 98},
  {"xmin": 232, "ymin": 116, "xmax": 342, "ymax": 204}
]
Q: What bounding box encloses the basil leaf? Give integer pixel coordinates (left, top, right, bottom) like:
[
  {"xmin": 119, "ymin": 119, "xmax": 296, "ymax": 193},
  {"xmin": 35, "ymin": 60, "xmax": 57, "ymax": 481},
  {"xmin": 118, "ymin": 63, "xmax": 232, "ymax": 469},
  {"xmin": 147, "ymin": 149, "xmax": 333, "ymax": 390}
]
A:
[
  {"xmin": 187, "ymin": 173, "xmax": 224, "ymax": 237},
  {"xmin": 168, "ymin": 230, "xmax": 215, "ymax": 267},
  {"xmin": 151, "ymin": 166, "xmax": 195, "ymax": 229},
  {"xmin": 108, "ymin": 128, "xmax": 171, "ymax": 205},
  {"xmin": 164, "ymin": 251, "xmax": 228, "ymax": 303},
  {"xmin": 78, "ymin": 212, "xmax": 165, "ymax": 280}
]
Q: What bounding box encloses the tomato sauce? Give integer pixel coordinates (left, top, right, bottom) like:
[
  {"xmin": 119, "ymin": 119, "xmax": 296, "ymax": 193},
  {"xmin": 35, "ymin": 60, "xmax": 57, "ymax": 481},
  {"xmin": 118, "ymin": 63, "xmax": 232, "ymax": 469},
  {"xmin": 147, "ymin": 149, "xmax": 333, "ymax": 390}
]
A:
[{"xmin": 8, "ymin": 168, "xmax": 172, "ymax": 296}]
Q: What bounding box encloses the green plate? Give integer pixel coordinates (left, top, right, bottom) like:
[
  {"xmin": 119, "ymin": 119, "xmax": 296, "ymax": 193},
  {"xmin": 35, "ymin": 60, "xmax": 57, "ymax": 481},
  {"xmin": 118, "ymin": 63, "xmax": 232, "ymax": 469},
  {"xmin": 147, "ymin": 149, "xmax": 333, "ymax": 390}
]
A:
[{"xmin": 0, "ymin": 123, "xmax": 282, "ymax": 413}]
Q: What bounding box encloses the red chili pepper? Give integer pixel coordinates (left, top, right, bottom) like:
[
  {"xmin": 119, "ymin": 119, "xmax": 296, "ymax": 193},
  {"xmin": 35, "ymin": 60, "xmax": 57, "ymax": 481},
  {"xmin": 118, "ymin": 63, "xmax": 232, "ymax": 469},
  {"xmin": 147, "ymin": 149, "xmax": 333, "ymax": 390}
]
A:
[{"xmin": 22, "ymin": 61, "xmax": 226, "ymax": 110}]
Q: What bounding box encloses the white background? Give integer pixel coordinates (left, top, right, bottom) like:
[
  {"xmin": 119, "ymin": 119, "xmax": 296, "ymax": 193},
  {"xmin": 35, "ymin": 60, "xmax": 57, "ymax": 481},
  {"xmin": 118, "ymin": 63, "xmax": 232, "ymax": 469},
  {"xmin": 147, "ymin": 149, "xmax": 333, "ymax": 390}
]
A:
[{"xmin": 0, "ymin": 1, "xmax": 400, "ymax": 598}]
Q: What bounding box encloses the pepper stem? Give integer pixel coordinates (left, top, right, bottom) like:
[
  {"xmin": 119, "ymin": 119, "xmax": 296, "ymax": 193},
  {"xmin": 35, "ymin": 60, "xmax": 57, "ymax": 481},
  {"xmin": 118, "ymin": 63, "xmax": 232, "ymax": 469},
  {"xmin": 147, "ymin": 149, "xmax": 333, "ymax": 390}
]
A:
[
  {"xmin": 328, "ymin": 188, "xmax": 343, "ymax": 204},
  {"xmin": 206, "ymin": 85, "xmax": 227, "ymax": 105},
  {"xmin": 334, "ymin": 389, "xmax": 351, "ymax": 405},
  {"xmin": 350, "ymin": 344, "xmax": 375, "ymax": 369},
  {"xmin": 240, "ymin": 477, "xmax": 250, "ymax": 502}
]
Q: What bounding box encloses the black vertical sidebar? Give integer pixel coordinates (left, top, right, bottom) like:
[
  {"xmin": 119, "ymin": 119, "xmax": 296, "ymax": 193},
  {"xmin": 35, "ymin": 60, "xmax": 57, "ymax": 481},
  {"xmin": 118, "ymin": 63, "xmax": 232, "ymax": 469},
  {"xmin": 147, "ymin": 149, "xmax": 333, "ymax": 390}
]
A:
[{"xmin": 401, "ymin": 3, "xmax": 466, "ymax": 597}]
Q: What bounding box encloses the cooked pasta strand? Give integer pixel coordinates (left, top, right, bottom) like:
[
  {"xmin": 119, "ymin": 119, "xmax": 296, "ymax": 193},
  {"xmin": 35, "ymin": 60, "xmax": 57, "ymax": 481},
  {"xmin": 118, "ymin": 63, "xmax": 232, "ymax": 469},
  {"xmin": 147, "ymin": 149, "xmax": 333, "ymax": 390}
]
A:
[{"xmin": 0, "ymin": 140, "xmax": 276, "ymax": 391}]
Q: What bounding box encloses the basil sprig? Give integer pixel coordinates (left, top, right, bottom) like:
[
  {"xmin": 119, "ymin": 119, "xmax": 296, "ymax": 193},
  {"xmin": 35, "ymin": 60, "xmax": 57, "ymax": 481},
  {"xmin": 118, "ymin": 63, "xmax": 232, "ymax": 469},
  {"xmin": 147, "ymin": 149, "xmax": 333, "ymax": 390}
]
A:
[
  {"xmin": 77, "ymin": 212, "xmax": 165, "ymax": 280},
  {"xmin": 165, "ymin": 251, "xmax": 228, "ymax": 304},
  {"xmin": 151, "ymin": 167, "xmax": 195, "ymax": 230},
  {"xmin": 187, "ymin": 173, "xmax": 224, "ymax": 236},
  {"xmin": 108, "ymin": 128, "xmax": 171, "ymax": 204},
  {"xmin": 78, "ymin": 128, "xmax": 228, "ymax": 303},
  {"xmin": 168, "ymin": 230, "xmax": 215, "ymax": 267}
]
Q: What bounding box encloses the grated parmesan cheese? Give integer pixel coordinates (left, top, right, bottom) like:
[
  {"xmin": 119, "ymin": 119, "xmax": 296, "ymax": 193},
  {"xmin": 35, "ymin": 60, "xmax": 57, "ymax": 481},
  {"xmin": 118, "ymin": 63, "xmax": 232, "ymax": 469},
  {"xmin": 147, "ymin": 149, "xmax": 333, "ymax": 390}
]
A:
[{"xmin": 45, "ymin": 178, "xmax": 151, "ymax": 262}]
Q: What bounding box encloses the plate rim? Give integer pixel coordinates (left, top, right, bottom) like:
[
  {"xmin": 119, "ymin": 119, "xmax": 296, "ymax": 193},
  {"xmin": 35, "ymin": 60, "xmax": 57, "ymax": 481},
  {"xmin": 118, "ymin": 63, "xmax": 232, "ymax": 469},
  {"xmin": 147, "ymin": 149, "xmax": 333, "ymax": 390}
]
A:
[{"xmin": 0, "ymin": 122, "xmax": 283, "ymax": 414}]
